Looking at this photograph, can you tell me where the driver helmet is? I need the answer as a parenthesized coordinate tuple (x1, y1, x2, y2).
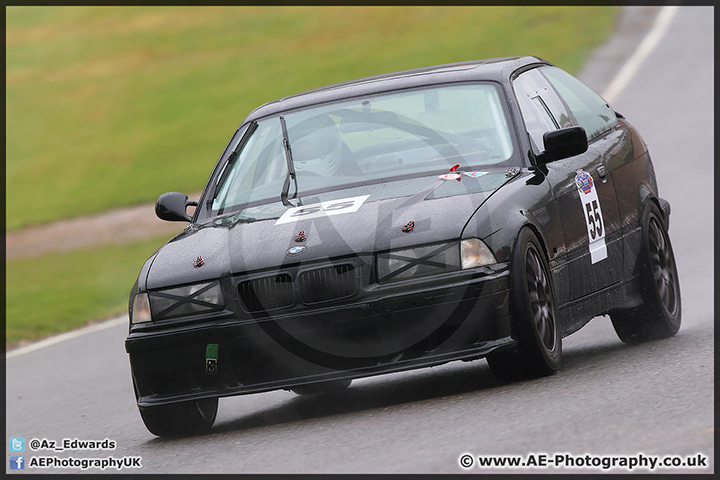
(290, 114, 343, 176)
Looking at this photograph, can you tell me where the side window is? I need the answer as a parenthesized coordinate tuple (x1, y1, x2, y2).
(212, 119, 286, 211)
(540, 66, 618, 142)
(513, 68, 574, 154)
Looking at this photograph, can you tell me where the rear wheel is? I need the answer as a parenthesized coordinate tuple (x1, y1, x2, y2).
(610, 202, 681, 343)
(487, 228, 561, 380)
(290, 379, 351, 396)
(138, 398, 218, 437)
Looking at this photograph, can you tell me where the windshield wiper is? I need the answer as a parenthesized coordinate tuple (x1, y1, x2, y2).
(279, 115, 301, 207)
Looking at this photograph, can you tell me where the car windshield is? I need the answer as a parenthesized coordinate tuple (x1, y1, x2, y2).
(211, 83, 516, 216)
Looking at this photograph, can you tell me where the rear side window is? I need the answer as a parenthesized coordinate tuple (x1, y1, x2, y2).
(512, 68, 573, 154)
(540, 66, 618, 141)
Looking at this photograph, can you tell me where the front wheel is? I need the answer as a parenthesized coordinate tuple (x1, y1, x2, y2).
(610, 202, 681, 343)
(138, 398, 218, 437)
(487, 228, 561, 381)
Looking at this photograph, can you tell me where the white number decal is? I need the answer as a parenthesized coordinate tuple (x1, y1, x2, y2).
(575, 169, 607, 264)
(275, 195, 370, 225)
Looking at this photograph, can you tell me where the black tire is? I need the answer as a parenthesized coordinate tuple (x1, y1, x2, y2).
(139, 398, 218, 437)
(610, 202, 681, 343)
(487, 228, 561, 381)
(291, 379, 351, 396)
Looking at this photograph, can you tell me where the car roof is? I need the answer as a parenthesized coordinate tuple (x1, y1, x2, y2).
(244, 55, 550, 121)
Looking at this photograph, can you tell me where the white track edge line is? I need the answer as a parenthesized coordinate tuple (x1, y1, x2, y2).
(602, 5, 679, 104)
(6, 315, 127, 359)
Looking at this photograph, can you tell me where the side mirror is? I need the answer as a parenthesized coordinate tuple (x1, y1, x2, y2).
(540, 126, 588, 163)
(155, 192, 197, 222)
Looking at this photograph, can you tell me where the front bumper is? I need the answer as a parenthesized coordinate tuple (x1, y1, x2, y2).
(126, 263, 512, 407)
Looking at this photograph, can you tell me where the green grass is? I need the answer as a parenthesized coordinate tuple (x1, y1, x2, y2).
(5, 234, 175, 346)
(6, 6, 618, 231)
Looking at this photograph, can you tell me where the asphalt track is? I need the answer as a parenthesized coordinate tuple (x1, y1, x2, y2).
(5, 6, 714, 474)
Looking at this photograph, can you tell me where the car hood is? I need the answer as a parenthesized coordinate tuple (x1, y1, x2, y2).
(145, 171, 512, 289)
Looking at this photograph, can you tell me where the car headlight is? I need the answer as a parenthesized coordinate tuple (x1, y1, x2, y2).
(147, 281, 224, 321)
(460, 238, 497, 269)
(377, 242, 461, 282)
(131, 293, 152, 324)
(376, 239, 497, 283)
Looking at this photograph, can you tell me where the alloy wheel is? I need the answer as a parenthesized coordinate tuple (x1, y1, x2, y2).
(648, 216, 678, 317)
(526, 245, 556, 352)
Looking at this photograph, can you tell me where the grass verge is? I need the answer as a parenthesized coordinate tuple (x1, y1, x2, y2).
(5, 234, 174, 348)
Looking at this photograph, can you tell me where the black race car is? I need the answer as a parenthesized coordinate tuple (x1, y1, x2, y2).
(126, 56, 681, 436)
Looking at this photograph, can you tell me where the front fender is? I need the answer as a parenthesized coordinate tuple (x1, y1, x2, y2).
(461, 169, 562, 266)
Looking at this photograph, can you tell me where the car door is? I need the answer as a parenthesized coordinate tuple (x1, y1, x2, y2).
(540, 66, 647, 284)
(512, 66, 623, 304)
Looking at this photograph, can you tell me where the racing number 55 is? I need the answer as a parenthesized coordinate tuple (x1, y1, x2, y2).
(290, 200, 356, 218)
(275, 195, 371, 225)
(585, 199, 602, 240)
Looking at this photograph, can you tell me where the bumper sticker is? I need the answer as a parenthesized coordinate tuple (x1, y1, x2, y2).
(575, 169, 607, 263)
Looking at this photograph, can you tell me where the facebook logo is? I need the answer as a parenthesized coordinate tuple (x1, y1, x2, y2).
(9, 455, 24, 470)
(10, 437, 24, 452)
